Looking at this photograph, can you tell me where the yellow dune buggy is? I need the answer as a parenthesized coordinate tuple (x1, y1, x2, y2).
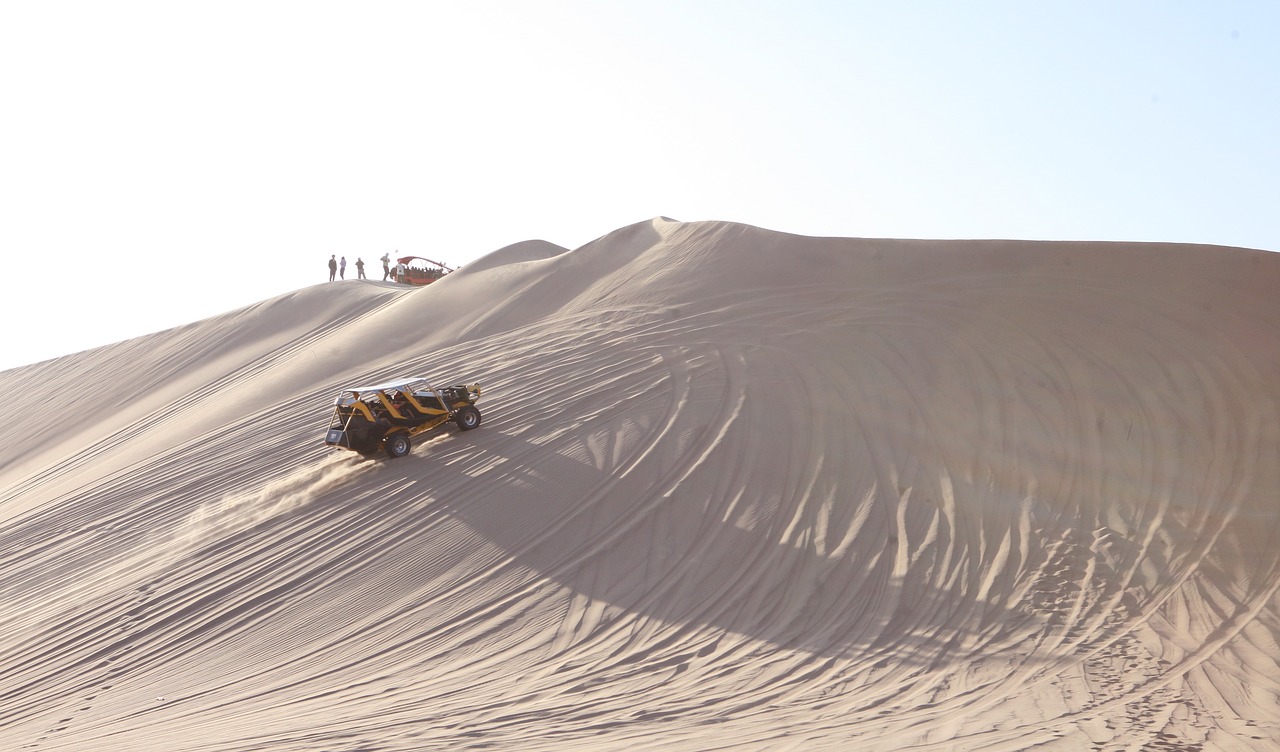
(324, 378, 482, 458)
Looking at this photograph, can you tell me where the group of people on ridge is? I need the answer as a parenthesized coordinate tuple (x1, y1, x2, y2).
(328, 253, 397, 282)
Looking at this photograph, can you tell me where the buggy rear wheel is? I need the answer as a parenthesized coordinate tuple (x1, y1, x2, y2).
(454, 405, 481, 431)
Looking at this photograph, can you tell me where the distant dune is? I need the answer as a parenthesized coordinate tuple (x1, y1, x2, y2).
(2, 218, 1278, 751)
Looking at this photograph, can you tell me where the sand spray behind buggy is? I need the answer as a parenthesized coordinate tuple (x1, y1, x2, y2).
(176, 454, 369, 552)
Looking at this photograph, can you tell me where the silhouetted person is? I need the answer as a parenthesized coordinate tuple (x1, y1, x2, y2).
(339, 256, 347, 280)
(355, 258, 366, 279)
(381, 252, 392, 281)
(328, 255, 337, 282)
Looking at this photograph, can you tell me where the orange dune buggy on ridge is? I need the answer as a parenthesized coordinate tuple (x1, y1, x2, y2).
(324, 378, 482, 458)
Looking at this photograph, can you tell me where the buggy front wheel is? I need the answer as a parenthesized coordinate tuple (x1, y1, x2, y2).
(384, 433, 412, 458)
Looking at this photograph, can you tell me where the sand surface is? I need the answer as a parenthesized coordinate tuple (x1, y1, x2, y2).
(2, 218, 1278, 750)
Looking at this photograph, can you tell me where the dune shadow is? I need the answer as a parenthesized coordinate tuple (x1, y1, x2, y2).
(401, 427, 1058, 672)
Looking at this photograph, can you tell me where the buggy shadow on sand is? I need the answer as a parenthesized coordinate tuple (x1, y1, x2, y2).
(324, 378, 482, 458)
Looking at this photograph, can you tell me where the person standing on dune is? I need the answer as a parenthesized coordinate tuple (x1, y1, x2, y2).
(339, 256, 347, 280)
(355, 257, 366, 279)
(328, 254, 337, 282)
(381, 252, 392, 281)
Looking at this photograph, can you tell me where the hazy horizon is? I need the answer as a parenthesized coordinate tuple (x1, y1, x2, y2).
(3, 2, 1277, 371)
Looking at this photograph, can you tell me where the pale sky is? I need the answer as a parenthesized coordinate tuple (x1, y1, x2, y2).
(2, 2, 1277, 372)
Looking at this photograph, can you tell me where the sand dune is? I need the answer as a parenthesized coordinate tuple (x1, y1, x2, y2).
(2, 218, 1278, 750)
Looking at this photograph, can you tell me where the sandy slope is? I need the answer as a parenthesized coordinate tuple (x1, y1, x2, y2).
(2, 218, 1278, 751)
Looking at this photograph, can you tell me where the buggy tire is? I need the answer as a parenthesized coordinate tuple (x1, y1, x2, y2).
(454, 405, 482, 431)
(384, 433, 412, 458)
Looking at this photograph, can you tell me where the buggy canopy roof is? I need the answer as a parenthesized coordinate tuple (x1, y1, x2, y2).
(338, 378, 437, 396)
(397, 256, 454, 272)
